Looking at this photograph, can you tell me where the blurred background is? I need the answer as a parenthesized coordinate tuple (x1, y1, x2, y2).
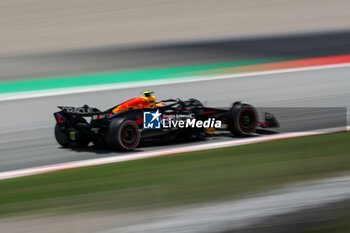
(1, 0, 350, 80)
(0, 0, 349, 56)
(1, 0, 350, 233)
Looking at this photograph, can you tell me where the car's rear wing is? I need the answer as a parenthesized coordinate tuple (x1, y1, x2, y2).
(57, 105, 102, 116)
(54, 105, 112, 124)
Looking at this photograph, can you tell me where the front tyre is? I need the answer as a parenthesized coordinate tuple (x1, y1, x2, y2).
(106, 119, 140, 150)
(227, 103, 257, 136)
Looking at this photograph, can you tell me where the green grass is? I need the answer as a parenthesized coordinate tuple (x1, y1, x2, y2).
(1, 132, 350, 217)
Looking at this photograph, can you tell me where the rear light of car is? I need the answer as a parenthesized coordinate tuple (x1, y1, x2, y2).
(55, 113, 68, 123)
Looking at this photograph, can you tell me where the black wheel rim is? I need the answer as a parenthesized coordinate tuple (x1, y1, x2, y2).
(121, 124, 138, 146)
(239, 108, 256, 132)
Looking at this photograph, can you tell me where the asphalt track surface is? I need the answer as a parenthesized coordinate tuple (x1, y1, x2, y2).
(0, 65, 349, 172)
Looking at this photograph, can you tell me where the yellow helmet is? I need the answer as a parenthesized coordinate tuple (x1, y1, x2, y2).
(141, 91, 156, 102)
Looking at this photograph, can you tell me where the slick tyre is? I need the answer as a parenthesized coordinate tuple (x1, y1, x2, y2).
(55, 124, 90, 148)
(106, 119, 140, 150)
(227, 103, 257, 136)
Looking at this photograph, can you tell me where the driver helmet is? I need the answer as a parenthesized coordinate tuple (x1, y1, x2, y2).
(141, 90, 156, 103)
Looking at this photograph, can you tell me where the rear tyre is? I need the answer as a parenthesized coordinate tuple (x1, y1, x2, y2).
(227, 103, 257, 136)
(55, 124, 90, 148)
(106, 119, 140, 150)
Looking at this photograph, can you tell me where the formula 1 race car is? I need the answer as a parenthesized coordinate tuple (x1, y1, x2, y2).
(54, 93, 279, 150)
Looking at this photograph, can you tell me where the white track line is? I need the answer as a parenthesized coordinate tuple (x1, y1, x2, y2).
(0, 126, 348, 181)
(1, 63, 350, 102)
